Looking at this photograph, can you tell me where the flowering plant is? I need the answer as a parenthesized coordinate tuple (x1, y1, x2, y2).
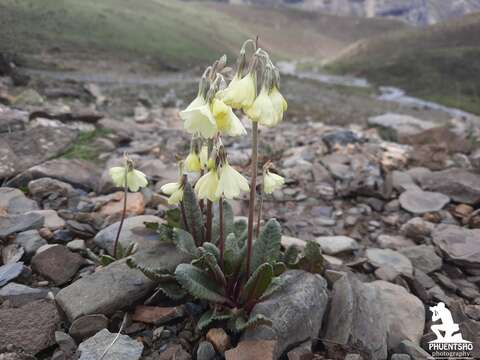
(123, 39, 323, 332)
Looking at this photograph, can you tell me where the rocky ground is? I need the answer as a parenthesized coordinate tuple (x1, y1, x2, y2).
(1, 63, 480, 360)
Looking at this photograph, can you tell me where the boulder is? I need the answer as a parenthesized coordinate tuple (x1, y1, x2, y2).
(432, 225, 480, 268)
(366, 248, 413, 276)
(420, 168, 480, 205)
(368, 113, 437, 140)
(8, 158, 99, 191)
(14, 230, 47, 259)
(367, 281, 425, 350)
(243, 270, 328, 358)
(76, 329, 143, 360)
(0, 213, 44, 238)
(0, 300, 60, 355)
(323, 272, 388, 360)
(399, 245, 442, 273)
(399, 189, 449, 214)
(0, 282, 50, 307)
(315, 236, 359, 255)
(0, 187, 38, 214)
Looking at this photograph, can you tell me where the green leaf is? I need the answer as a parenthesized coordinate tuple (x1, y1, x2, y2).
(165, 208, 182, 229)
(156, 279, 187, 300)
(202, 242, 220, 260)
(223, 233, 243, 277)
(99, 254, 116, 266)
(203, 252, 226, 287)
(115, 242, 124, 259)
(144, 221, 160, 231)
(231, 314, 272, 333)
(175, 264, 227, 303)
(272, 261, 286, 276)
(283, 245, 300, 266)
(158, 224, 175, 242)
(296, 241, 325, 274)
(250, 218, 282, 274)
(124, 242, 138, 257)
(197, 308, 233, 331)
(260, 276, 284, 299)
(174, 228, 199, 257)
(234, 218, 248, 246)
(241, 263, 273, 304)
(182, 182, 204, 244)
(212, 200, 234, 244)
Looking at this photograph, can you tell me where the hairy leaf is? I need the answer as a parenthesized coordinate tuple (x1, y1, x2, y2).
(165, 208, 182, 229)
(283, 245, 300, 266)
(223, 233, 243, 277)
(272, 261, 287, 276)
(156, 279, 187, 300)
(99, 254, 116, 266)
(231, 314, 272, 333)
(175, 264, 227, 303)
(197, 308, 233, 331)
(202, 242, 220, 260)
(250, 218, 282, 273)
(174, 228, 199, 257)
(260, 276, 284, 299)
(182, 182, 204, 244)
(296, 240, 325, 274)
(241, 263, 273, 304)
(212, 200, 234, 244)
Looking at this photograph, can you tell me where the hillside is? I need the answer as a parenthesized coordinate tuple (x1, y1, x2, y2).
(329, 13, 480, 114)
(233, 0, 480, 26)
(0, 0, 404, 69)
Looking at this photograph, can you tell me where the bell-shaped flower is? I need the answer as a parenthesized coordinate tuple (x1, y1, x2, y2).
(185, 152, 201, 173)
(245, 87, 276, 127)
(160, 182, 184, 205)
(199, 145, 209, 170)
(263, 170, 284, 194)
(212, 98, 247, 137)
(195, 169, 220, 202)
(215, 162, 250, 199)
(109, 166, 148, 192)
(219, 72, 256, 110)
(180, 96, 218, 139)
(269, 86, 288, 125)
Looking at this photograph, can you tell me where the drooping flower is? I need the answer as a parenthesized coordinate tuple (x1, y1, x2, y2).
(185, 151, 201, 173)
(269, 86, 288, 125)
(216, 161, 250, 199)
(212, 98, 246, 137)
(199, 144, 209, 170)
(263, 169, 284, 194)
(245, 87, 276, 127)
(180, 96, 218, 138)
(219, 72, 256, 110)
(160, 182, 184, 205)
(195, 168, 220, 202)
(109, 162, 148, 192)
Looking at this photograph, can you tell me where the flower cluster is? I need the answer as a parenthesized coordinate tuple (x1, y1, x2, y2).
(162, 40, 287, 205)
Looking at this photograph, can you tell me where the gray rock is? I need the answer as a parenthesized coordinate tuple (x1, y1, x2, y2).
(400, 245, 442, 273)
(400, 218, 435, 242)
(315, 236, 359, 255)
(0, 213, 44, 238)
(76, 329, 143, 360)
(31, 245, 85, 285)
(69, 314, 109, 342)
(392, 171, 420, 193)
(2, 243, 24, 264)
(399, 189, 450, 214)
(366, 248, 413, 276)
(0, 187, 38, 214)
(432, 225, 480, 268)
(55, 331, 76, 356)
(28, 177, 76, 210)
(0, 262, 25, 287)
(420, 168, 480, 205)
(0, 107, 29, 133)
(367, 281, 425, 350)
(368, 113, 437, 140)
(321, 129, 361, 149)
(25, 209, 65, 230)
(197, 341, 216, 360)
(8, 159, 99, 192)
(0, 299, 60, 355)
(377, 234, 415, 250)
(0, 126, 77, 179)
(391, 355, 411, 360)
(324, 272, 388, 360)
(67, 239, 86, 252)
(0, 282, 50, 307)
(243, 270, 328, 358)
(14, 230, 47, 259)
(55, 260, 156, 321)
(398, 340, 431, 360)
(94, 215, 164, 255)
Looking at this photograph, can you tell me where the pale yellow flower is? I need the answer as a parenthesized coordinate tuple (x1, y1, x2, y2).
(263, 170, 284, 194)
(215, 162, 249, 199)
(199, 145, 209, 170)
(269, 86, 288, 125)
(219, 73, 256, 110)
(195, 169, 220, 202)
(212, 98, 246, 137)
(180, 96, 218, 139)
(185, 152, 201, 173)
(161, 182, 184, 205)
(245, 87, 276, 127)
(109, 166, 148, 192)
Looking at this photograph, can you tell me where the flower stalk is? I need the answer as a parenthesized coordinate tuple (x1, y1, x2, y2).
(246, 121, 259, 276)
(219, 197, 225, 270)
(113, 170, 128, 258)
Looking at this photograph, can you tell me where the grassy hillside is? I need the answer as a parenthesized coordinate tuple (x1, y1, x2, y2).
(0, 0, 404, 69)
(329, 13, 480, 114)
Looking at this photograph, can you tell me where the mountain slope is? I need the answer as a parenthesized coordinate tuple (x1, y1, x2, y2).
(0, 0, 404, 68)
(235, 0, 480, 26)
(329, 13, 480, 114)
